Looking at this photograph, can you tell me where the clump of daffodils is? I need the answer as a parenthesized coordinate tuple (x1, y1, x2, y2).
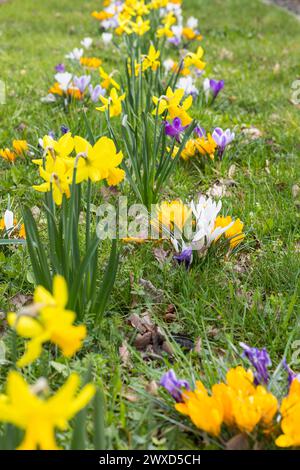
(32, 131, 125, 205)
(160, 344, 300, 448)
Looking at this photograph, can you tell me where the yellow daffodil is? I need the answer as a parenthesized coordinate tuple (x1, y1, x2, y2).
(0, 148, 16, 163)
(80, 57, 102, 69)
(276, 379, 300, 447)
(127, 58, 141, 77)
(12, 139, 28, 155)
(131, 16, 150, 36)
(142, 44, 160, 72)
(0, 371, 95, 450)
(152, 87, 193, 126)
(184, 47, 206, 71)
(41, 132, 75, 159)
(195, 134, 217, 160)
(73, 135, 125, 185)
(7, 275, 86, 367)
(215, 215, 245, 248)
(33, 158, 71, 205)
(99, 67, 120, 90)
(97, 87, 126, 118)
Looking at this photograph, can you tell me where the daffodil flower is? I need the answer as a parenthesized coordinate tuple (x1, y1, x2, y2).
(153, 87, 193, 127)
(0, 371, 95, 450)
(184, 46, 206, 71)
(142, 44, 160, 72)
(99, 67, 120, 90)
(8, 275, 86, 367)
(97, 87, 126, 118)
(73, 135, 125, 185)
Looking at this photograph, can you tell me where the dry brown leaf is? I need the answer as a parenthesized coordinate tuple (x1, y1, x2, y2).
(241, 125, 263, 141)
(228, 164, 236, 179)
(139, 278, 164, 303)
(226, 433, 250, 450)
(119, 342, 131, 367)
(146, 380, 159, 396)
(194, 337, 202, 354)
(10, 293, 32, 309)
(292, 184, 300, 199)
(153, 247, 169, 265)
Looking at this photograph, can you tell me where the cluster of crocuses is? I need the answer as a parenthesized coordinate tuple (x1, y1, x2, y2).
(0, 139, 29, 163)
(161, 343, 300, 448)
(0, 275, 95, 450)
(42, 36, 111, 104)
(32, 131, 125, 205)
(153, 195, 245, 268)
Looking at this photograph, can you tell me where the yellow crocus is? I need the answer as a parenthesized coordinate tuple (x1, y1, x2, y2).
(195, 134, 217, 160)
(0, 371, 95, 450)
(73, 135, 125, 185)
(0, 148, 16, 163)
(12, 139, 28, 155)
(8, 275, 86, 367)
(80, 57, 102, 69)
(152, 87, 193, 126)
(142, 44, 160, 72)
(99, 66, 120, 90)
(97, 87, 126, 118)
(175, 381, 224, 437)
(276, 379, 300, 448)
(215, 215, 245, 248)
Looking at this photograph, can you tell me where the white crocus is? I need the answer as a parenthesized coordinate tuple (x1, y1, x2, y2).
(65, 48, 84, 61)
(191, 196, 233, 250)
(163, 58, 175, 73)
(102, 32, 113, 45)
(81, 37, 93, 49)
(4, 210, 14, 231)
(187, 16, 198, 30)
(203, 77, 211, 102)
(177, 76, 198, 96)
(54, 72, 73, 92)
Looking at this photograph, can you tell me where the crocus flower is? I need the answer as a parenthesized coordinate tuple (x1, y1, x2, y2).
(210, 79, 224, 97)
(164, 117, 187, 142)
(80, 37, 93, 49)
(177, 77, 199, 97)
(194, 126, 206, 138)
(174, 247, 193, 269)
(61, 125, 69, 135)
(240, 342, 272, 385)
(160, 369, 190, 402)
(73, 75, 91, 94)
(55, 63, 65, 73)
(212, 127, 235, 156)
(65, 48, 84, 61)
(54, 72, 72, 92)
(4, 210, 14, 231)
(88, 84, 106, 103)
(102, 32, 113, 45)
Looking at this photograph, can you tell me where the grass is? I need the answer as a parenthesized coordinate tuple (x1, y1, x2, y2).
(0, 0, 300, 450)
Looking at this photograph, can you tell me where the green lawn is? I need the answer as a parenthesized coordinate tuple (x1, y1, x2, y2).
(0, 0, 300, 450)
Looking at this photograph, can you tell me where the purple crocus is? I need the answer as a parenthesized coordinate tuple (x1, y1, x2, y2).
(282, 359, 300, 388)
(55, 63, 65, 73)
(160, 369, 190, 402)
(194, 126, 206, 138)
(73, 75, 91, 94)
(174, 247, 193, 269)
(88, 84, 106, 103)
(209, 79, 224, 100)
(240, 342, 272, 385)
(212, 127, 235, 156)
(164, 118, 187, 142)
(61, 125, 69, 135)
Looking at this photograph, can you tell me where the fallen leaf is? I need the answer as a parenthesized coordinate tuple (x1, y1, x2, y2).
(226, 433, 250, 450)
(241, 125, 263, 141)
(10, 293, 33, 310)
(139, 278, 164, 303)
(153, 247, 169, 265)
(194, 337, 202, 354)
(165, 304, 176, 322)
(119, 342, 131, 367)
(146, 380, 159, 396)
(228, 164, 236, 179)
(134, 332, 152, 350)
